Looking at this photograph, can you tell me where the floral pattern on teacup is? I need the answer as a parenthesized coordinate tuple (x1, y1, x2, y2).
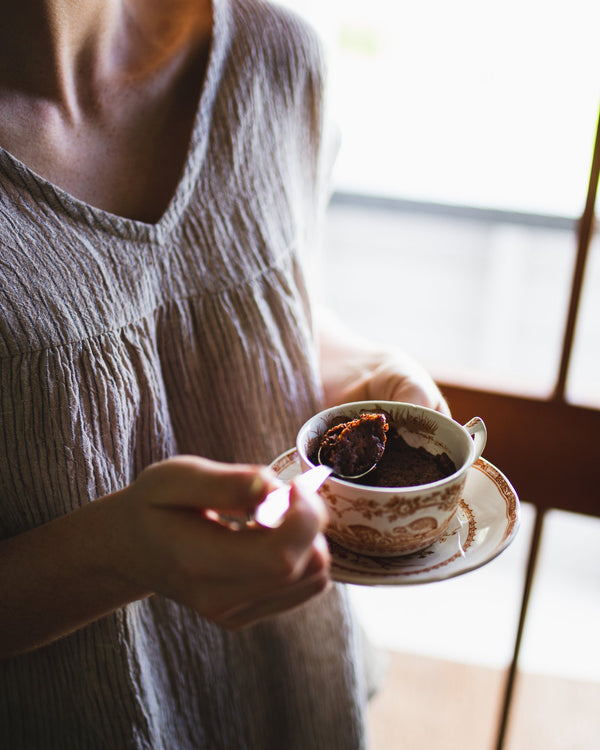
(327, 513, 453, 556)
(327, 499, 476, 565)
(319, 478, 466, 524)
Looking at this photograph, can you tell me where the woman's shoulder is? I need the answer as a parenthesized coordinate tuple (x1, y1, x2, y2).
(228, 0, 327, 79)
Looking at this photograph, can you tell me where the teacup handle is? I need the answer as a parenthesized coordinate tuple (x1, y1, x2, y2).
(463, 417, 487, 463)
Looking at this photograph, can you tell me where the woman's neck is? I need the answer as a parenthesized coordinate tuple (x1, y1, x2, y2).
(0, 0, 212, 119)
(0, 1, 120, 110)
(0, 0, 214, 221)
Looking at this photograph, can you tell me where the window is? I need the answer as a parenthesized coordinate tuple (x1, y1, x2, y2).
(275, 4, 600, 746)
(280, 0, 600, 403)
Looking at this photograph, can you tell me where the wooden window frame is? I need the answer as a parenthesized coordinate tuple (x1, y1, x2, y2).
(438, 106, 600, 749)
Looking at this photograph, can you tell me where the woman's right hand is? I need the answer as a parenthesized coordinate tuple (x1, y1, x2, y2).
(0, 454, 330, 659)
(118, 455, 331, 629)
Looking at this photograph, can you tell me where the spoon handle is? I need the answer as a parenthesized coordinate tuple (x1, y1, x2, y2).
(254, 465, 332, 528)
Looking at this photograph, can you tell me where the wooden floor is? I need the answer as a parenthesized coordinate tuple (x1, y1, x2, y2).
(366, 650, 600, 750)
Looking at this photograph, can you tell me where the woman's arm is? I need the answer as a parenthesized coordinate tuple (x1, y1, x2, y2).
(0, 456, 330, 659)
(0, 489, 147, 658)
(317, 307, 450, 414)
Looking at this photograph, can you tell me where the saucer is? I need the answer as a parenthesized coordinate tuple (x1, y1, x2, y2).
(269, 449, 520, 586)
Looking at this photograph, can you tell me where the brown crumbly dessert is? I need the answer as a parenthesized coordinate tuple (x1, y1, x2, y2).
(358, 432, 456, 487)
(311, 410, 456, 487)
(317, 412, 389, 477)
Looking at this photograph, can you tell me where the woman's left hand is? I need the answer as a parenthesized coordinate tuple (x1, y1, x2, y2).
(338, 353, 451, 416)
(317, 308, 450, 416)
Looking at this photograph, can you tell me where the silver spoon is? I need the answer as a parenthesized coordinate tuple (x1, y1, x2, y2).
(316, 444, 379, 480)
(215, 414, 386, 530)
(315, 413, 388, 481)
(253, 451, 381, 529)
(253, 464, 333, 528)
(210, 465, 333, 531)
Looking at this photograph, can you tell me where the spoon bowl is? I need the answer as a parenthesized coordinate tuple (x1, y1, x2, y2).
(315, 411, 388, 480)
(316, 445, 378, 480)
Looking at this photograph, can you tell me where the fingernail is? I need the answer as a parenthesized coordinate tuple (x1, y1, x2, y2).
(249, 468, 273, 500)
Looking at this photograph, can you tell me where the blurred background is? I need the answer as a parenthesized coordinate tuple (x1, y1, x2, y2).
(278, 1, 600, 748)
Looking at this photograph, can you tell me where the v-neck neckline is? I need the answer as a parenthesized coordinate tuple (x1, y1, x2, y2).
(0, 0, 229, 244)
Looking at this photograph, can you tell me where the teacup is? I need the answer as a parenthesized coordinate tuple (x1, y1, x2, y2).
(296, 401, 487, 557)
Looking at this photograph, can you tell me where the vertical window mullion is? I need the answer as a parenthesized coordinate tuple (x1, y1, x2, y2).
(554, 104, 600, 401)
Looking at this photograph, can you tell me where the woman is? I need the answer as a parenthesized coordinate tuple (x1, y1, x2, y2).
(0, 0, 448, 747)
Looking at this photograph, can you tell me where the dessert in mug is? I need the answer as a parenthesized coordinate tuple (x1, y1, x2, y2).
(317, 412, 389, 477)
(313, 411, 456, 487)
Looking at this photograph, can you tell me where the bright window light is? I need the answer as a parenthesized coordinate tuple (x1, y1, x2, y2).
(281, 0, 599, 218)
(277, 0, 599, 403)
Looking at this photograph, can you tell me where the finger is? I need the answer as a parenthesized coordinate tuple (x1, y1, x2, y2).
(437, 398, 451, 417)
(141, 456, 276, 512)
(134, 461, 331, 607)
(285, 482, 329, 532)
(221, 487, 328, 589)
(256, 483, 328, 576)
(390, 380, 448, 414)
(218, 579, 331, 630)
(208, 500, 329, 606)
(290, 475, 330, 527)
(216, 553, 332, 630)
(148, 493, 328, 599)
(171, 528, 330, 621)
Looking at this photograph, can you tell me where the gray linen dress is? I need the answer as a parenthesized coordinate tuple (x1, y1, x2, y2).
(0, 1, 368, 747)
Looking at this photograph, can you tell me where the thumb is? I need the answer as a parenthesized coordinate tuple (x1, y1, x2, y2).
(136, 455, 274, 513)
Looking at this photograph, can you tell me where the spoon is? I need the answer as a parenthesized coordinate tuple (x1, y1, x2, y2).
(316, 444, 379, 480)
(316, 412, 388, 480)
(250, 441, 383, 529)
(254, 451, 380, 529)
(209, 465, 333, 531)
(253, 464, 333, 528)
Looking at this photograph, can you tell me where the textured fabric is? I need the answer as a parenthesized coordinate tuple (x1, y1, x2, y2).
(0, 1, 367, 748)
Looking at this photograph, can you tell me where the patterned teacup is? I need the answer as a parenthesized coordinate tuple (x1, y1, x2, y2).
(296, 401, 487, 557)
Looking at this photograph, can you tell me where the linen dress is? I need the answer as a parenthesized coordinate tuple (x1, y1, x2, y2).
(0, 1, 368, 747)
